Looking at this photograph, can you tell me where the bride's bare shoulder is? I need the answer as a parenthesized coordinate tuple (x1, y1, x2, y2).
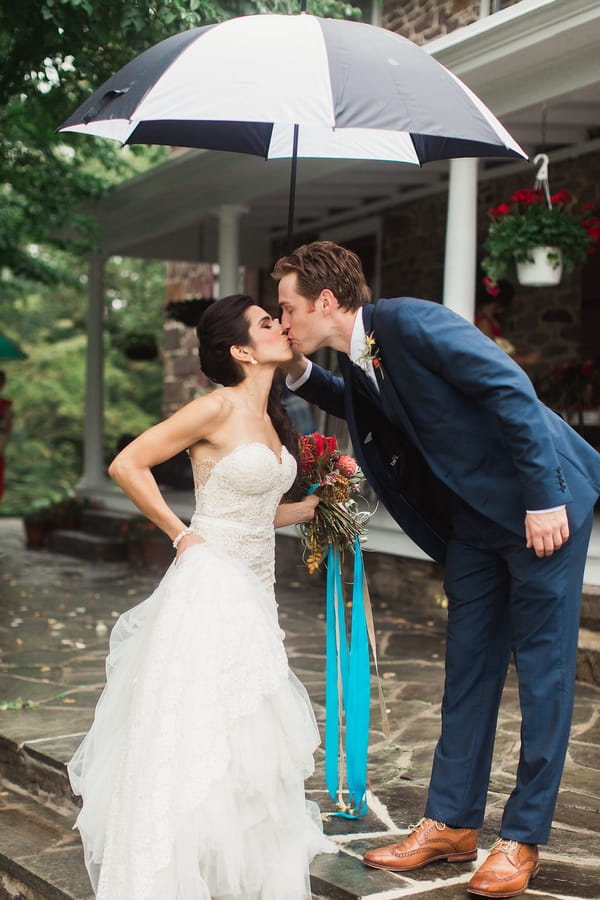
(183, 386, 237, 430)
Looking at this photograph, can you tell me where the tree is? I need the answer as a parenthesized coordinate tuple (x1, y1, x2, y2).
(0, 253, 168, 515)
(0, 0, 360, 514)
(0, 0, 359, 290)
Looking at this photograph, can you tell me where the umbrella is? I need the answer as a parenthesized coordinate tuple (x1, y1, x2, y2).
(58, 12, 526, 249)
(0, 334, 27, 361)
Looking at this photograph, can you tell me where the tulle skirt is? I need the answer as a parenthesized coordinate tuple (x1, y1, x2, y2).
(68, 543, 337, 899)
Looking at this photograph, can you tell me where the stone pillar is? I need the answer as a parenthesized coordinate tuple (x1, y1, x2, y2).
(442, 158, 478, 321)
(78, 253, 109, 491)
(217, 204, 248, 297)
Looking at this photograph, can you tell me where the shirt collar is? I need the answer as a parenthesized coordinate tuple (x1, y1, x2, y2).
(349, 309, 367, 364)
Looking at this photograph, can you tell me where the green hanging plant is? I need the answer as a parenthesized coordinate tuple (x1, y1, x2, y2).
(481, 189, 600, 283)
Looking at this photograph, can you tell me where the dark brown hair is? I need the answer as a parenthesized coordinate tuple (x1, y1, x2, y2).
(197, 295, 302, 494)
(271, 240, 371, 311)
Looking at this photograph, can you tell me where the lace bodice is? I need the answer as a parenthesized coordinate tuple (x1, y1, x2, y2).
(189, 443, 296, 592)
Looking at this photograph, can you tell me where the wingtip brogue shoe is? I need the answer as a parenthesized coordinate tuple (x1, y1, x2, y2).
(363, 817, 478, 872)
(467, 839, 540, 897)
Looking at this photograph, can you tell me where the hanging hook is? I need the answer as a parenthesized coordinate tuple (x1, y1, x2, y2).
(533, 152, 552, 209)
(533, 153, 549, 183)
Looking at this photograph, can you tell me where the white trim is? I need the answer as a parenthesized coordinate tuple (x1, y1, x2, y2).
(276, 138, 600, 239)
(425, 0, 600, 118)
(425, 0, 600, 60)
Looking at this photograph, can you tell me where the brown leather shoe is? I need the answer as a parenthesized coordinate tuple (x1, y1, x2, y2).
(363, 817, 478, 872)
(467, 839, 540, 897)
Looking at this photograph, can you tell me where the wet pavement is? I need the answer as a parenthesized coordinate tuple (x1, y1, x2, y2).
(1, 516, 599, 900)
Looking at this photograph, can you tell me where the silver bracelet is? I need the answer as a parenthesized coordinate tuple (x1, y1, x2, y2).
(172, 526, 193, 549)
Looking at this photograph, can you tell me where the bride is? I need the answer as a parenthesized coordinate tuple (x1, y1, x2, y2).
(68, 294, 337, 899)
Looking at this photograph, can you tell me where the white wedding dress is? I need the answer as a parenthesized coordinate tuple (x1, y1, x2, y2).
(69, 443, 336, 900)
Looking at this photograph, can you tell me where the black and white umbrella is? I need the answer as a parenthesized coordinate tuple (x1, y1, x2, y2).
(58, 12, 526, 246)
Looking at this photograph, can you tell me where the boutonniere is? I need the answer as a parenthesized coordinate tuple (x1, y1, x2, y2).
(357, 331, 384, 378)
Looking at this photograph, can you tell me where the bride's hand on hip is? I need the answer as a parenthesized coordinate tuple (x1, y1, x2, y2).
(176, 533, 205, 561)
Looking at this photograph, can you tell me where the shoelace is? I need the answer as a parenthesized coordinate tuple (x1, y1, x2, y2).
(414, 817, 447, 832)
(492, 838, 519, 853)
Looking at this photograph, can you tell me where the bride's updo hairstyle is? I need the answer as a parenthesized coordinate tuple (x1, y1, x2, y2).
(197, 293, 254, 386)
(197, 294, 303, 497)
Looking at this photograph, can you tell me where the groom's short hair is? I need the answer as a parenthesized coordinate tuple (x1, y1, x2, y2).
(271, 241, 371, 311)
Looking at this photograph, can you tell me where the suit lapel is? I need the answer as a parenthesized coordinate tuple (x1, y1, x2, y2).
(367, 304, 425, 452)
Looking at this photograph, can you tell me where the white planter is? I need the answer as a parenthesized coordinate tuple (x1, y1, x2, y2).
(515, 246, 563, 287)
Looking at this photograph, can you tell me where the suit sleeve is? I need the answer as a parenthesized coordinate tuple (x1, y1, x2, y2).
(294, 361, 347, 421)
(378, 300, 569, 511)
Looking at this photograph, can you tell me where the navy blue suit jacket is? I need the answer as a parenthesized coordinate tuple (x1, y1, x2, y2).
(296, 298, 600, 564)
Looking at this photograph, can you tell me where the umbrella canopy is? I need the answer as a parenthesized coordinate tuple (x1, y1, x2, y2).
(59, 13, 525, 165)
(0, 334, 27, 361)
(59, 13, 526, 249)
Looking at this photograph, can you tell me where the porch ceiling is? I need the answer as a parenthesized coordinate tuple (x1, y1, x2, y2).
(83, 0, 600, 266)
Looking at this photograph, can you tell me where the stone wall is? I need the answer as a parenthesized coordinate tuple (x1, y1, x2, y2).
(382, 0, 521, 44)
(163, 261, 214, 417)
(476, 153, 600, 379)
(162, 262, 264, 416)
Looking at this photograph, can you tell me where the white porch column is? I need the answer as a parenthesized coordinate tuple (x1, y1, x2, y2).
(217, 204, 248, 297)
(77, 253, 109, 492)
(442, 158, 478, 321)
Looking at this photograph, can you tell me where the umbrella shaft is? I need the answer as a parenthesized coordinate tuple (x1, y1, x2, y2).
(287, 124, 300, 254)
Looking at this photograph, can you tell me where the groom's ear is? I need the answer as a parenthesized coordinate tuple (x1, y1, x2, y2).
(319, 289, 337, 312)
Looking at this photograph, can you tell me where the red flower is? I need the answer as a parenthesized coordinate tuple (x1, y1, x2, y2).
(297, 432, 366, 572)
(488, 202, 511, 218)
(550, 189, 571, 207)
(510, 188, 544, 206)
(482, 276, 501, 297)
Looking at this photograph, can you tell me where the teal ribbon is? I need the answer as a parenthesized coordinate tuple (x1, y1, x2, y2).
(325, 535, 370, 818)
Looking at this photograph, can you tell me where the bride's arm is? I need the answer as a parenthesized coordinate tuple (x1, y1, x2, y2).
(108, 392, 227, 548)
(274, 494, 319, 529)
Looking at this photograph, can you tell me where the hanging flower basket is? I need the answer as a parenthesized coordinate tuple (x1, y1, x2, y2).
(514, 246, 563, 287)
(481, 189, 599, 287)
(121, 332, 159, 361)
(165, 298, 215, 327)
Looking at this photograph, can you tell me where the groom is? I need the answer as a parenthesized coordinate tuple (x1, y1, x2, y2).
(272, 241, 600, 898)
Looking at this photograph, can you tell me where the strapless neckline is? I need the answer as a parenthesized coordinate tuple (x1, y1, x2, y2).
(190, 442, 290, 473)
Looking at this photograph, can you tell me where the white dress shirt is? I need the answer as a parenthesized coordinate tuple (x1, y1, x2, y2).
(286, 311, 379, 390)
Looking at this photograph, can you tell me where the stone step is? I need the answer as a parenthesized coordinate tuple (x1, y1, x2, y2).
(0, 732, 79, 815)
(0, 771, 355, 900)
(580, 585, 600, 631)
(80, 507, 131, 540)
(0, 738, 378, 900)
(576, 627, 600, 685)
(48, 529, 128, 564)
(0, 787, 92, 900)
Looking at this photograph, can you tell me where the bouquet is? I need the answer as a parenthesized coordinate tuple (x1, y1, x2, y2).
(297, 432, 368, 573)
(298, 433, 385, 819)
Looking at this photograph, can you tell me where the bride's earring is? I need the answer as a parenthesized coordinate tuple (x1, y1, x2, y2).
(249, 357, 258, 366)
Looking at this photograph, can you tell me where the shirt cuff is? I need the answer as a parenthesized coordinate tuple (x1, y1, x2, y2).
(286, 360, 313, 391)
(525, 505, 566, 514)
